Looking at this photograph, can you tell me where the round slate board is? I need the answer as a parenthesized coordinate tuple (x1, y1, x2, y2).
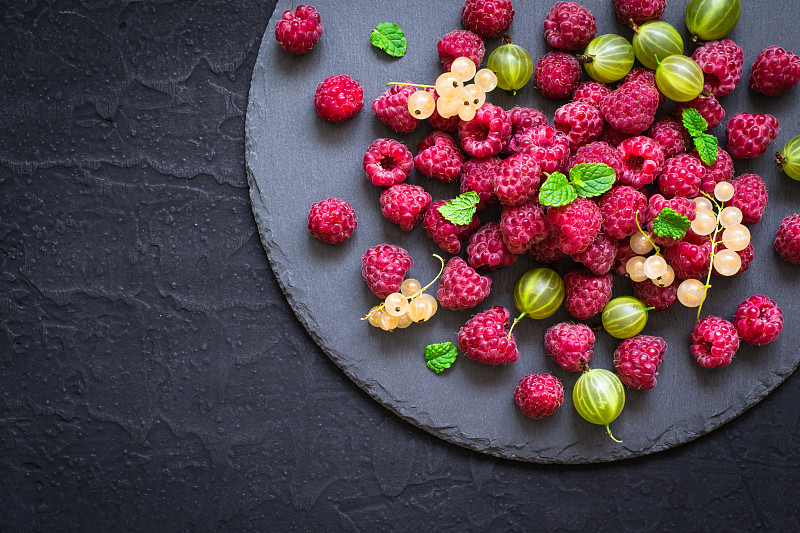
(246, 0, 800, 463)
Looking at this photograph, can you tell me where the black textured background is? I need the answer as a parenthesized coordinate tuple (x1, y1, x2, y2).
(1, 1, 799, 531)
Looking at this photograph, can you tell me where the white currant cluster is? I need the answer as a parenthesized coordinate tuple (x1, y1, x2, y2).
(366, 278, 439, 331)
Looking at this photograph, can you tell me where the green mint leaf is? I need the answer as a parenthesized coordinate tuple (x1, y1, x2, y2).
(652, 207, 690, 240)
(681, 107, 708, 137)
(425, 342, 457, 374)
(538, 172, 577, 207)
(438, 191, 479, 226)
(694, 133, 719, 166)
(569, 162, 616, 198)
(370, 23, 407, 58)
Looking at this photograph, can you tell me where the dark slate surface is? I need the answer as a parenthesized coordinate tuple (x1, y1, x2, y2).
(0, 0, 799, 530)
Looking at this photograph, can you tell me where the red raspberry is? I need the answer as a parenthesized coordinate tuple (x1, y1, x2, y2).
(544, 2, 597, 51)
(461, 0, 515, 38)
(533, 52, 582, 99)
(599, 186, 648, 239)
(734, 295, 784, 346)
(613, 0, 666, 25)
(614, 335, 667, 391)
(503, 107, 548, 154)
(500, 201, 548, 254)
(544, 322, 595, 372)
(697, 147, 734, 194)
(371, 83, 418, 133)
(517, 125, 571, 174)
(437, 30, 485, 72)
(425, 89, 461, 132)
(749, 46, 800, 96)
(774, 213, 800, 264)
(727, 173, 768, 224)
(598, 124, 631, 147)
(600, 82, 659, 135)
(436, 257, 492, 311)
(553, 100, 604, 149)
(467, 222, 518, 270)
(307, 198, 357, 244)
(458, 306, 519, 365)
(632, 279, 677, 311)
(614, 237, 637, 276)
(658, 154, 705, 198)
(690, 316, 740, 369)
(379, 183, 431, 231)
(528, 229, 565, 264)
(414, 131, 464, 183)
(548, 197, 602, 255)
(460, 156, 502, 211)
(675, 89, 726, 129)
(622, 68, 665, 107)
(495, 152, 542, 206)
(648, 117, 690, 159)
(725, 113, 780, 159)
(274, 5, 323, 54)
(692, 40, 744, 97)
(363, 138, 413, 187)
(663, 231, 711, 280)
(572, 81, 611, 107)
(313, 75, 363, 122)
(571, 232, 617, 275)
(563, 269, 612, 320)
(423, 199, 479, 255)
(361, 244, 413, 299)
(458, 103, 511, 158)
(568, 141, 624, 180)
(712, 242, 753, 276)
(646, 194, 696, 247)
(617, 135, 665, 188)
(514, 374, 564, 419)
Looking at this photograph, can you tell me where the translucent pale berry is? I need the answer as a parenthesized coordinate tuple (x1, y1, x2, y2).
(722, 224, 750, 251)
(400, 278, 422, 297)
(451, 56, 477, 82)
(407, 90, 435, 120)
(626, 256, 648, 282)
(396, 313, 413, 329)
(420, 293, 438, 321)
(630, 231, 654, 254)
(463, 84, 486, 108)
(694, 196, 713, 212)
(714, 181, 734, 202)
(436, 96, 461, 118)
(379, 312, 400, 331)
(475, 68, 498, 91)
(384, 292, 410, 316)
(677, 279, 705, 307)
(644, 255, 669, 279)
(436, 73, 463, 99)
(458, 104, 477, 121)
(654, 265, 675, 287)
(719, 206, 743, 228)
(714, 249, 742, 276)
(408, 294, 437, 323)
(691, 208, 717, 236)
(368, 306, 383, 327)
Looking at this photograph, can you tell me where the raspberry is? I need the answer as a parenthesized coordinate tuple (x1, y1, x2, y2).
(568, 141, 624, 180)
(514, 374, 564, 419)
(613, 0, 666, 25)
(572, 81, 611, 107)
(617, 135, 665, 188)
(599, 186, 648, 239)
(458, 306, 519, 365)
(529, 229, 565, 264)
(713, 242, 753, 276)
(774, 213, 800, 264)
(663, 231, 711, 280)
(503, 107, 548, 154)
(371, 83, 418, 133)
(563, 269, 613, 320)
(500, 201, 548, 254)
(313, 75, 364, 122)
(361, 244, 413, 299)
(274, 5, 323, 54)
(553, 100, 604, 149)
(467, 222, 518, 270)
(517, 125, 571, 174)
(622, 68, 665, 107)
(437, 30, 486, 72)
(734, 295, 784, 346)
(692, 40, 744, 97)
(749, 46, 800, 96)
(600, 82, 659, 135)
(495, 152, 542, 206)
(307, 198, 357, 244)
(533, 52, 582, 99)
(426, 89, 461, 132)
(423, 199, 479, 255)
(414, 131, 464, 183)
(674, 89, 726, 129)
(548, 197, 602, 255)
(544, 2, 597, 51)
(571, 232, 617, 275)
(461, 0, 515, 38)
(436, 257, 492, 311)
(648, 117, 690, 159)
(614, 236, 637, 276)
(363, 138, 413, 187)
(614, 335, 667, 391)
(727, 173, 768, 224)
(544, 322, 595, 372)
(379, 183, 431, 231)
(458, 103, 511, 158)
(646, 194, 696, 246)
(697, 147, 734, 194)
(598, 124, 631, 147)
(632, 279, 677, 311)
(690, 316, 740, 369)
(725, 113, 780, 159)
(658, 154, 705, 198)
(460, 156, 502, 210)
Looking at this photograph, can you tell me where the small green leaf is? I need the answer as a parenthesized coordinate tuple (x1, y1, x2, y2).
(370, 23, 407, 58)
(652, 207, 690, 240)
(569, 162, 616, 198)
(425, 342, 457, 374)
(694, 133, 719, 166)
(538, 172, 577, 207)
(438, 191, 479, 226)
(681, 107, 708, 137)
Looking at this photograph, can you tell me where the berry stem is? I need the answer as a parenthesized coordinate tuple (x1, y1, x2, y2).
(386, 81, 435, 89)
(361, 254, 445, 322)
(696, 193, 724, 321)
(575, 54, 595, 64)
(507, 311, 527, 339)
(606, 424, 623, 443)
(634, 213, 661, 256)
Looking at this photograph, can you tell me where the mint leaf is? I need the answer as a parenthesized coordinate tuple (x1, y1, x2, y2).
(681, 107, 708, 137)
(538, 172, 577, 207)
(652, 207, 690, 240)
(425, 342, 457, 374)
(694, 133, 719, 166)
(569, 162, 616, 198)
(370, 23, 407, 58)
(438, 191, 479, 226)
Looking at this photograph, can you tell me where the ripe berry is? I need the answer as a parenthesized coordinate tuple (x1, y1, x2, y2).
(361, 244, 413, 299)
(572, 232, 618, 275)
(414, 131, 464, 183)
(529, 229, 565, 264)
(648, 117, 690, 159)
(313, 75, 364, 122)
(572, 81, 611, 107)
(363, 138, 413, 187)
(690, 316, 739, 369)
(533, 52, 582, 99)
(658, 154, 705, 198)
(461, 0, 515, 38)
(544, 2, 597, 51)
(426, 89, 461, 132)
(503, 107, 549, 154)
(614, 0, 666, 25)
(599, 186, 648, 239)
(563, 269, 613, 320)
(467, 222, 518, 270)
(697, 147, 734, 194)
(437, 30, 486, 72)
(372, 83, 419, 133)
(749, 46, 800, 96)
(436, 257, 492, 311)
(734, 295, 784, 346)
(727, 173, 767, 224)
(622, 68, 665, 107)
(553, 100, 604, 149)
(460, 156, 502, 211)
(600, 82, 659, 135)
(663, 231, 711, 280)
(274, 5, 323, 54)
(646, 194, 696, 246)
(379, 183, 431, 231)
(617, 135, 665, 188)
(517, 125, 571, 174)
(632, 279, 678, 311)
(458, 306, 519, 365)
(544, 322, 595, 372)
(691, 40, 744, 97)
(458, 103, 512, 158)
(725, 113, 780, 160)
(423, 199, 479, 255)
(501, 201, 548, 254)
(495, 152, 542, 206)
(568, 141, 624, 180)
(514, 374, 564, 419)
(307, 198, 357, 244)
(774, 213, 800, 264)
(614, 335, 667, 390)
(674, 89, 726, 129)
(547, 197, 602, 255)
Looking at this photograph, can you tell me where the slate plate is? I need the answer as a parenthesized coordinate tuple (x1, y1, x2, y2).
(246, 0, 800, 463)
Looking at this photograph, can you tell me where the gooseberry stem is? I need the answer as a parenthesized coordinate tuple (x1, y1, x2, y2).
(606, 424, 623, 443)
(386, 82, 435, 89)
(507, 311, 527, 339)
